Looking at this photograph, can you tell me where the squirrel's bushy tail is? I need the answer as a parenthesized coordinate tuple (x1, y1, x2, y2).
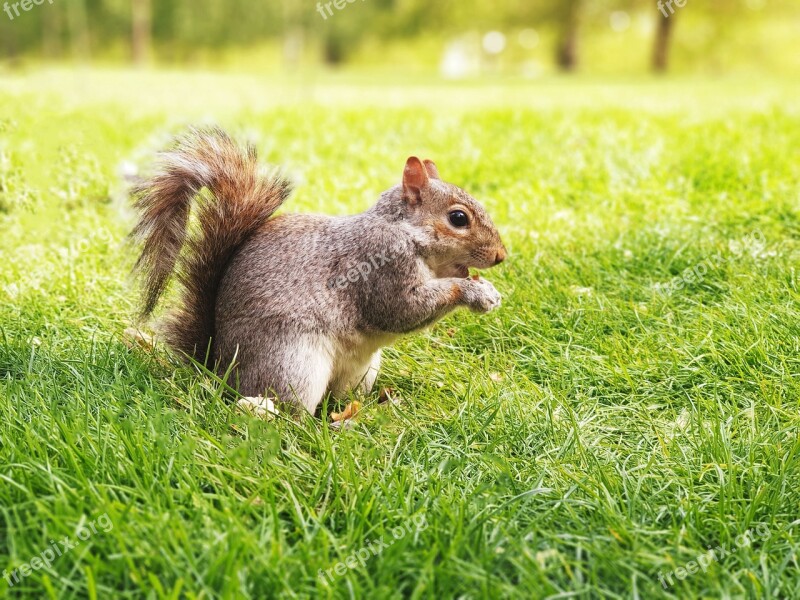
(131, 127, 292, 362)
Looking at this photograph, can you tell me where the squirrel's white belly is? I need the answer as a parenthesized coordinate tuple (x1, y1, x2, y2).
(326, 332, 399, 397)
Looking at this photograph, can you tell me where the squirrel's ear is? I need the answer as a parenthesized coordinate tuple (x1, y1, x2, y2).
(403, 156, 429, 205)
(423, 159, 440, 180)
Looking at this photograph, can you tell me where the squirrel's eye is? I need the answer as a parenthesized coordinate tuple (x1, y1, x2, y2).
(448, 210, 469, 228)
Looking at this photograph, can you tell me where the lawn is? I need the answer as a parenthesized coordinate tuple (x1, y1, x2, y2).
(1, 70, 799, 599)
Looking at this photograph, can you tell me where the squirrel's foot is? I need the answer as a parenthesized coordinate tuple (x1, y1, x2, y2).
(237, 396, 279, 418)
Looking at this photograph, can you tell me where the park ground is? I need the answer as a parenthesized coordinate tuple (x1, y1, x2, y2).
(0, 69, 799, 598)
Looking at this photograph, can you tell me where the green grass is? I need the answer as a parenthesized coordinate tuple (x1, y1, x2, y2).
(1, 70, 799, 599)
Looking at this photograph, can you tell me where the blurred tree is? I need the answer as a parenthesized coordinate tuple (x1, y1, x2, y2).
(555, 0, 583, 71)
(314, 0, 394, 65)
(279, 0, 307, 67)
(67, 0, 91, 61)
(0, 0, 795, 74)
(652, 6, 674, 72)
(507, 0, 590, 72)
(132, 0, 151, 65)
(41, 2, 63, 59)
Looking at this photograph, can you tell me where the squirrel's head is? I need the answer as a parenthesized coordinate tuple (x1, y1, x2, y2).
(400, 156, 507, 279)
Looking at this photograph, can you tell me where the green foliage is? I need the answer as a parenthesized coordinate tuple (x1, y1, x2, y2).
(0, 0, 798, 74)
(1, 72, 799, 597)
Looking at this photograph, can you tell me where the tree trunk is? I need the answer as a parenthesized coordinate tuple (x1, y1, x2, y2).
(281, 0, 304, 69)
(66, 0, 90, 62)
(323, 34, 345, 66)
(555, 0, 581, 72)
(132, 0, 152, 66)
(652, 11, 674, 72)
(42, 3, 63, 59)
(0, 22, 18, 66)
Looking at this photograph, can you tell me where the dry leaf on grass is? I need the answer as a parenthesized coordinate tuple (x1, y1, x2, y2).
(123, 327, 156, 351)
(379, 387, 401, 405)
(331, 401, 361, 422)
(122, 327, 173, 368)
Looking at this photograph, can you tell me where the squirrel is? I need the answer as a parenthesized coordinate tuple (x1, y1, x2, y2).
(130, 127, 507, 416)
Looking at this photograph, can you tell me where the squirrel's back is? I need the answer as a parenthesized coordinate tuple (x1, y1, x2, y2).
(214, 210, 408, 326)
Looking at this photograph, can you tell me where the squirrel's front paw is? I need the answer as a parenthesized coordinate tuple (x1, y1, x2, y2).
(463, 277, 502, 313)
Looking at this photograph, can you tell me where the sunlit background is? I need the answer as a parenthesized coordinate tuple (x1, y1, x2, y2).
(2, 2, 800, 598)
(1, 0, 798, 76)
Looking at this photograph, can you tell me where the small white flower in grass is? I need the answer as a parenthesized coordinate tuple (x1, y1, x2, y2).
(535, 549, 560, 569)
(570, 286, 593, 296)
(675, 409, 690, 430)
(663, 409, 691, 443)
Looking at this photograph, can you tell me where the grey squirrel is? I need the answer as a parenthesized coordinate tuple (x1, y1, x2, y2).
(131, 128, 506, 416)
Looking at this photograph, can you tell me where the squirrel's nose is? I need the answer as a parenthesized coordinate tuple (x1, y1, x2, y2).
(494, 248, 507, 265)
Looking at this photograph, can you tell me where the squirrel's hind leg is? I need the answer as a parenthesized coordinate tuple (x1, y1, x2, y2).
(235, 333, 334, 415)
(329, 350, 381, 399)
